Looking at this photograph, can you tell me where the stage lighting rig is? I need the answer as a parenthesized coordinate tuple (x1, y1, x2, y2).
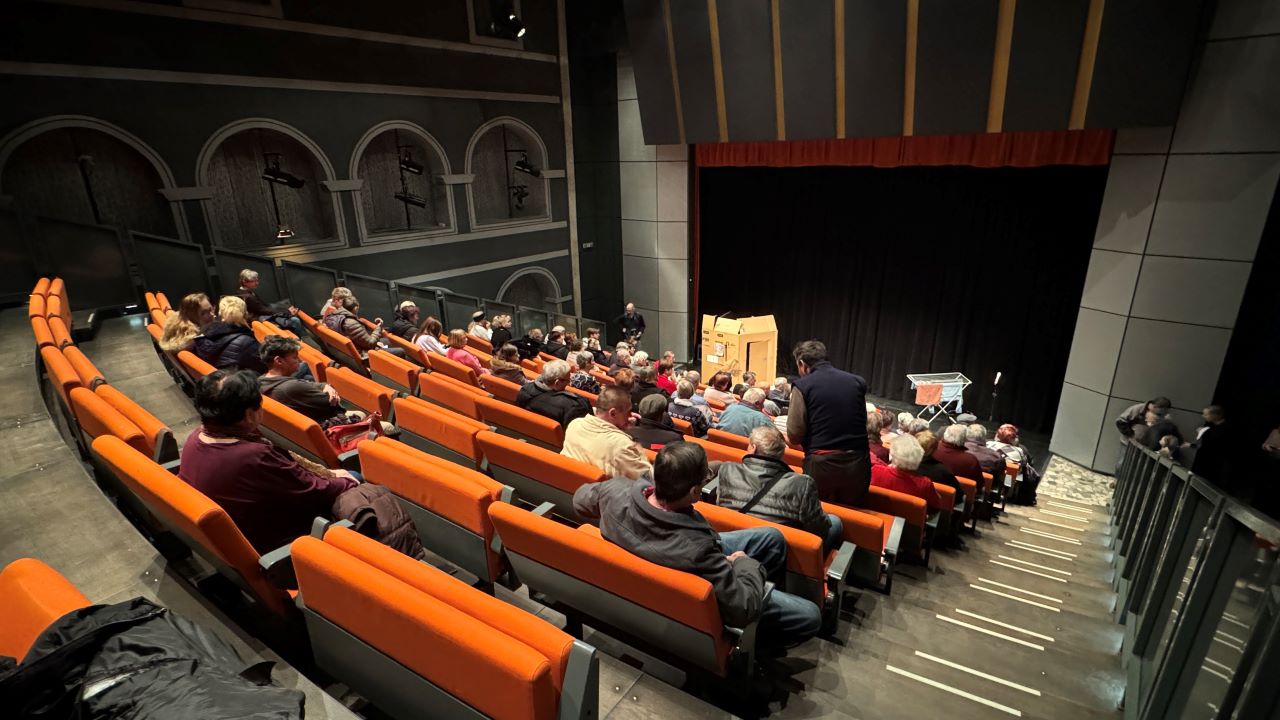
(395, 190, 429, 208)
(489, 0, 526, 39)
(261, 153, 305, 188)
(398, 145, 424, 175)
(513, 152, 541, 177)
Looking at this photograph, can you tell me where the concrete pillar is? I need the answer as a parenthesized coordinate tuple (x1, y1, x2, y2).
(1051, 0, 1280, 472)
(617, 54, 691, 360)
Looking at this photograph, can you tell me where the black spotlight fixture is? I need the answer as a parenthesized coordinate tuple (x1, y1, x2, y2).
(395, 190, 429, 208)
(398, 145, 424, 175)
(261, 153, 305, 188)
(489, 0, 525, 39)
(513, 152, 540, 177)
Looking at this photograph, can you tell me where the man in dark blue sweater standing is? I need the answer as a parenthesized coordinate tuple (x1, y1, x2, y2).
(786, 340, 870, 506)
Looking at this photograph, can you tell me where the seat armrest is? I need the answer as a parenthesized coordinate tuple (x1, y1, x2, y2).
(885, 516, 905, 558)
(826, 541, 857, 584)
(338, 449, 361, 472)
(531, 501, 556, 517)
(926, 510, 941, 531)
(559, 640, 600, 720)
(310, 517, 355, 539)
(258, 545, 296, 589)
(161, 458, 182, 474)
(701, 477, 719, 501)
(725, 581, 775, 673)
(499, 485, 516, 505)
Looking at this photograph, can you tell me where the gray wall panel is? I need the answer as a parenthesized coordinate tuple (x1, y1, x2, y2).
(779, 0, 836, 140)
(1086, 0, 1203, 129)
(316, 230, 568, 281)
(844, 0, 906, 138)
(668, 0, 720, 144)
(1002, 0, 1089, 131)
(716, 0, 777, 142)
(914, 0, 998, 136)
(622, 0, 683, 144)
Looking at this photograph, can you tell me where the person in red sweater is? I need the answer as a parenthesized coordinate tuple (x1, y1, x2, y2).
(933, 423, 985, 486)
(655, 359, 677, 394)
(871, 433, 943, 509)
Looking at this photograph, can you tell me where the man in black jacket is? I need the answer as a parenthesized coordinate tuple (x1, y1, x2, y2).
(516, 359, 591, 428)
(573, 442, 821, 649)
(513, 327, 545, 360)
(615, 302, 645, 344)
(542, 329, 570, 360)
(628, 394, 685, 450)
(787, 340, 870, 505)
(235, 268, 302, 334)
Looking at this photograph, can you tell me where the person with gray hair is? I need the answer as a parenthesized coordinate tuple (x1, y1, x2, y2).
(871, 434, 943, 509)
(896, 412, 915, 436)
(516, 358, 591, 428)
(630, 350, 650, 368)
(236, 267, 302, 332)
(668, 379, 711, 436)
(676, 369, 711, 408)
(715, 425, 844, 551)
(933, 422, 984, 483)
(631, 364, 666, 407)
(607, 347, 632, 376)
(964, 423, 1006, 478)
(907, 418, 930, 434)
(714, 387, 774, 438)
(570, 351, 601, 394)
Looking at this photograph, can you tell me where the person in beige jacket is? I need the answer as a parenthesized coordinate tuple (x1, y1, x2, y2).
(561, 386, 654, 480)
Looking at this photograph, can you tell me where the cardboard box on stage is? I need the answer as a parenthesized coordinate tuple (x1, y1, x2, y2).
(700, 314, 777, 385)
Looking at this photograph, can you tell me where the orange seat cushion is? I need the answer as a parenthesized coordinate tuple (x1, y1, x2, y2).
(326, 366, 392, 418)
(95, 384, 168, 457)
(31, 316, 54, 349)
(419, 373, 486, 419)
(40, 345, 82, 408)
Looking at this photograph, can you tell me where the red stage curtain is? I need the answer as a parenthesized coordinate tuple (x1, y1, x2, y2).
(695, 129, 1114, 169)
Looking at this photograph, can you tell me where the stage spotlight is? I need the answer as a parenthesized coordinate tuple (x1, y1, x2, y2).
(395, 191, 429, 208)
(261, 154, 305, 188)
(513, 152, 540, 177)
(489, 0, 525, 39)
(398, 146, 424, 175)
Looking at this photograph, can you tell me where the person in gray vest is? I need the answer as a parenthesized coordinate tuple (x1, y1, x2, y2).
(787, 340, 870, 506)
(716, 426, 844, 552)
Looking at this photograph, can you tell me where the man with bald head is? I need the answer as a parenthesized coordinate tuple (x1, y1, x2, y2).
(616, 302, 646, 345)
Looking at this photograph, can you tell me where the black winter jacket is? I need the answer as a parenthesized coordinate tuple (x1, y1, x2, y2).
(0, 597, 304, 719)
(516, 381, 592, 428)
(194, 322, 267, 373)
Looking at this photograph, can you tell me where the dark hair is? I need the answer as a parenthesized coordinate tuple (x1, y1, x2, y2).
(1204, 404, 1225, 420)
(597, 385, 632, 414)
(340, 295, 360, 312)
(549, 330, 563, 342)
(416, 316, 443, 340)
(195, 370, 262, 427)
(793, 340, 827, 368)
(658, 360, 673, 375)
(1149, 397, 1172, 410)
(259, 335, 302, 366)
(711, 372, 732, 391)
(497, 343, 520, 362)
(731, 383, 747, 398)
(653, 443, 707, 503)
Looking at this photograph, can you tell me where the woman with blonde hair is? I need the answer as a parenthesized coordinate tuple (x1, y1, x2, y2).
(194, 296, 266, 372)
(320, 286, 354, 317)
(446, 328, 489, 376)
(490, 314, 514, 348)
(159, 292, 214, 352)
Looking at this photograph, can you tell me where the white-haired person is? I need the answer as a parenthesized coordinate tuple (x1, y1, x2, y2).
(630, 350, 650, 368)
(964, 423, 1006, 478)
(516, 359, 592, 428)
(490, 314, 514, 349)
(933, 423, 983, 483)
(714, 388, 773, 437)
(607, 347, 632, 377)
(236, 268, 301, 333)
(896, 412, 915, 436)
(668, 379, 711, 436)
(570, 351, 602, 394)
(767, 377, 791, 411)
(871, 434, 943, 509)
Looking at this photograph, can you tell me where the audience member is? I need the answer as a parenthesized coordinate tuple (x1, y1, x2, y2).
(489, 344, 528, 385)
(662, 350, 676, 366)
(179, 370, 359, 553)
(607, 347, 632, 376)
(679, 370, 708, 406)
(584, 327, 605, 363)
(258, 336, 391, 432)
(1116, 397, 1173, 443)
(907, 418, 930, 434)
(194, 296, 267, 373)
(866, 411, 890, 463)
(879, 413, 896, 439)
(717, 426, 843, 552)
(631, 365, 667, 407)
(612, 368, 636, 396)
(896, 412, 915, 436)
(628, 394, 684, 450)
(561, 386, 652, 480)
(446, 329, 489, 376)
(668, 380, 712, 437)
(322, 296, 392, 358)
(543, 330, 569, 360)
(964, 424, 1006, 477)
(934, 424, 983, 483)
(987, 423, 1026, 465)
(871, 434, 943, 510)
(616, 302, 645, 345)
(516, 359, 591, 428)
(742, 371, 758, 388)
(1140, 408, 1183, 459)
(715, 388, 774, 437)
(703, 372, 738, 406)
(572, 442, 821, 649)
(387, 301, 418, 340)
(513, 327, 544, 360)
(159, 292, 214, 352)
(731, 383, 749, 399)
(914, 430, 960, 491)
(468, 311, 492, 342)
(631, 350, 650, 368)
(788, 340, 871, 506)
(320, 287, 353, 318)
(767, 377, 791, 412)
(570, 351, 601, 394)
(413, 316, 446, 356)
(655, 360, 677, 395)
(490, 314, 514, 349)
(236, 269, 301, 333)
(1190, 405, 1229, 484)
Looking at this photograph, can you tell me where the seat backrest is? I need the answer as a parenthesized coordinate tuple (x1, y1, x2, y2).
(149, 309, 169, 327)
(46, 316, 73, 349)
(589, 370, 614, 387)
(46, 294, 68, 325)
(144, 291, 159, 312)
(31, 316, 55, 350)
(95, 384, 174, 461)
(477, 430, 604, 495)
(706, 428, 749, 451)
(863, 485, 928, 528)
(325, 366, 393, 419)
(315, 322, 364, 368)
(297, 309, 320, 334)
(488, 503, 726, 666)
(153, 290, 171, 312)
(0, 559, 91, 661)
(176, 350, 217, 379)
(687, 436, 747, 464)
(258, 395, 342, 467)
(475, 395, 564, 449)
(783, 445, 804, 468)
(522, 357, 544, 373)
(292, 535, 561, 720)
(368, 349, 420, 395)
(478, 372, 522, 403)
(696, 502, 825, 581)
(31, 277, 51, 297)
(259, 320, 298, 339)
(426, 352, 480, 387)
(392, 396, 488, 467)
(418, 372, 487, 419)
(465, 334, 493, 354)
(563, 385, 597, 406)
(40, 345, 82, 409)
(27, 294, 46, 319)
(70, 387, 149, 456)
(90, 436, 291, 616)
(296, 343, 333, 384)
(48, 278, 69, 318)
(379, 331, 430, 367)
(670, 416, 693, 436)
(706, 398, 727, 413)
(821, 502, 887, 555)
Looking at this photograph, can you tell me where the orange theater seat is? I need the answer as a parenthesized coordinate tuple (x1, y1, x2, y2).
(478, 373, 523, 404)
(314, 323, 367, 375)
(426, 352, 480, 388)
(47, 316, 74, 349)
(686, 435, 748, 465)
(154, 290, 172, 312)
(91, 436, 293, 617)
(40, 345, 83, 410)
(46, 295, 69, 326)
(589, 370, 615, 387)
(31, 316, 55, 350)
(149, 309, 169, 327)
(69, 387, 149, 457)
(706, 428, 750, 451)
(392, 396, 489, 469)
(379, 331, 430, 367)
(176, 350, 217, 380)
(368, 349, 420, 396)
(31, 277, 51, 297)
(564, 385, 597, 406)
(669, 416, 694, 436)
(258, 395, 348, 469)
(860, 485, 930, 563)
(144, 291, 159, 313)
(296, 343, 334, 384)
(0, 559, 91, 661)
(48, 278, 70, 321)
(325, 366, 393, 420)
(418, 372, 489, 419)
(465, 334, 493, 354)
(475, 395, 564, 451)
(821, 502, 896, 590)
(477, 430, 605, 518)
(27, 294, 46, 319)
(95, 384, 178, 462)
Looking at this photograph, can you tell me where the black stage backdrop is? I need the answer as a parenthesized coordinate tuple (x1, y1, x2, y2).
(698, 165, 1108, 434)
